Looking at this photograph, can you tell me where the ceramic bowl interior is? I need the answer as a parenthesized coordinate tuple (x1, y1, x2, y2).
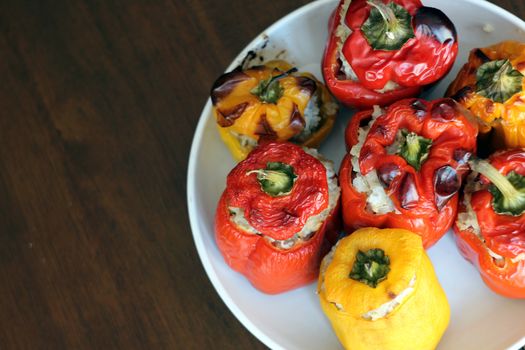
(187, 1, 525, 349)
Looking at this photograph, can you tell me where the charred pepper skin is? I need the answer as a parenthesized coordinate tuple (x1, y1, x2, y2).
(215, 142, 340, 294)
(211, 60, 338, 161)
(340, 98, 477, 248)
(446, 41, 525, 151)
(323, 0, 458, 109)
(454, 149, 525, 298)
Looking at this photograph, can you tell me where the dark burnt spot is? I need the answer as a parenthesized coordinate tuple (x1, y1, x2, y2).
(250, 65, 268, 71)
(466, 66, 477, 75)
(485, 99, 495, 114)
(211, 71, 250, 104)
(255, 114, 278, 140)
(276, 49, 287, 59)
(240, 50, 257, 70)
(399, 173, 419, 210)
(302, 231, 315, 241)
(434, 166, 460, 210)
(295, 76, 317, 96)
(359, 115, 373, 128)
(372, 124, 388, 138)
(450, 86, 474, 102)
(289, 103, 305, 133)
(414, 7, 457, 44)
(492, 256, 506, 268)
(476, 129, 496, 159)
(283, 207, 299, 218)
(431, 98, 457, 121)
(280, 211, 301, 227)
(377, 163, 401, 188)
(335, 58, 346, 80)
(411, 99, 427, 118)
(453, 149, 472, 164)
(216, 102, 249, 127)
(388, 291, 397, 299)
(473, 48, 491, 64)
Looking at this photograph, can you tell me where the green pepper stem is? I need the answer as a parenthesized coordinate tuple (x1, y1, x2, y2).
(246, 169, 288, 184)
(486, 60, 517, 103)
(246, 162, 297, 197)
(399, 131, 432, 171)
(250, 67, 298, 104)
(476, 59, 524, 103)
(406, 133, 420, 160)
(268, 67, 298, 84)
(367, 0, 399, 33)
(468, 159, 525, 216)
(361, 1, 414, 51)
(469, 159, 520, 201)
(349, 249, 390, 288)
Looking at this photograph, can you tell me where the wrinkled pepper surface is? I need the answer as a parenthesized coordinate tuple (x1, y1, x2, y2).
(446, 41, 525, 150)
(322, 0, 457, 108)
(215, 141, 340, 294)
(318, 227, 450, 350)
(211, 60, 338, 161)
(454, 149, 525, 298)
(340, 98, 477, 248)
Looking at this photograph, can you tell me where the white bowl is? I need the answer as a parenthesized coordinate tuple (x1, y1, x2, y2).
(187, 1, 525, 349)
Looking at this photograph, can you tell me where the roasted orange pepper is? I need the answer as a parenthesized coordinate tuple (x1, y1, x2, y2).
(446, 41, 525, 150)
(211, 60, 338, 161)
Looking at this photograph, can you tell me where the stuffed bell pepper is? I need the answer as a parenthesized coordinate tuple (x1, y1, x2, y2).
(318, 227, 450, 350)
(340, 98, 478, 248)
(211, 60, 338, 161)
(446, 41, 525, 150)
(454, 149, 525, 298)
(322, 0, 458, 108)
(215, 141, 340, 294)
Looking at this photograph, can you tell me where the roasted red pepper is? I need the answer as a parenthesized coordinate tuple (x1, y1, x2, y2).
(340, 98, 477, 248)
(323, 0, 458, 108)
(215, 141, 340, 294)
(454, 149, 525, 298)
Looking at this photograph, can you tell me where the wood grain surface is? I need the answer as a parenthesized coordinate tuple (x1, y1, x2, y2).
(0, 0, 523, 349)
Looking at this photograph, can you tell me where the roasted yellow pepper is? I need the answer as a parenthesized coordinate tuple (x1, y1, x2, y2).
(318, 228, 450, 350)
(446, 41, 525, 149)
(210, 60, 338, 161)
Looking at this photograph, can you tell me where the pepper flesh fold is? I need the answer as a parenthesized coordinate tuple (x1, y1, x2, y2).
(446, 41, 525, 150)
(340, 98, 478, 248)
(318, 228, 450, 350)
(454, 149, 525, 298)
(215, 142, 340, 294)
(211, 60, 338, 161)
(322, 0, 458, 108)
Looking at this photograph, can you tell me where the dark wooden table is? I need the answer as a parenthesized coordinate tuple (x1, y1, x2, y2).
(0, 0, 523, 349)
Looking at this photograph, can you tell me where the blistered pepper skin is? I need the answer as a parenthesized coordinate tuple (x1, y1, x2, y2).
(340, 98, 477, 248)
(323, 0, 458, 108)
(215, 142, 340, 294)
(318, 228, 450, 350)
(453, 149, 525, 298)
(211, 60, 337, 161)
(446, 41, 525, 150)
